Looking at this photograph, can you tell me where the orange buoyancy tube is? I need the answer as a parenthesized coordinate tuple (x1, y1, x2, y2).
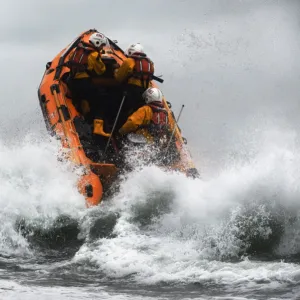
(77, 171, 103, 207)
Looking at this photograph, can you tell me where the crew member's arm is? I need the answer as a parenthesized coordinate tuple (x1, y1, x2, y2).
(119, 106, 152, 135)
(87, 52, 106, 75)
(114, 58, 135, 83)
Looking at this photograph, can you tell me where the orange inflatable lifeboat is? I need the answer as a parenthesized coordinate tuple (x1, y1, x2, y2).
(38, 29, 198, 207)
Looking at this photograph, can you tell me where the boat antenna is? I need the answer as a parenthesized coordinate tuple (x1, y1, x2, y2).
(104, 92, 127, 154)
(164, 104, 185, 154)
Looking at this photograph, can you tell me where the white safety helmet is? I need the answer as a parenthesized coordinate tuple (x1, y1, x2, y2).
(143, 88, 163, 104)
(125, 43, 144, 56)
(89, 32, 107, 49)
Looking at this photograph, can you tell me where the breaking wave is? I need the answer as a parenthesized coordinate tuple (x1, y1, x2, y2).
(1, 128, 300, 294)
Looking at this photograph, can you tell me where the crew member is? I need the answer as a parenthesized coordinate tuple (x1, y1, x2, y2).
(67, 32, 110, 137)
(114, 43, 154, 119)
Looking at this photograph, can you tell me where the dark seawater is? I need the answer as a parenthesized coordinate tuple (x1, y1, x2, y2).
(1, 138, 300, 300)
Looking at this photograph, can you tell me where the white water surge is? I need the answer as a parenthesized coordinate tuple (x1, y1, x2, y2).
(1, 130, 300, 299)
(0, 135, 85, 257)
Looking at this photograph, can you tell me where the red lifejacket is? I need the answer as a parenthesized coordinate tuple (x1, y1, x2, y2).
(130, 54, 154, 88)
(68, 42, 100, 76)
(147, 102, 169, 137)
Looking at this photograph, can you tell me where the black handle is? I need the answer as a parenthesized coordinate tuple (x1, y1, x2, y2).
(152, 75, 164, 83)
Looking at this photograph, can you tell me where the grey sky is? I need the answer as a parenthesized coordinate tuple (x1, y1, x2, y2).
(0, 0, 299, 174)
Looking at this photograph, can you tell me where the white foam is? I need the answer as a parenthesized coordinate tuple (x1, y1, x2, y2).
(0, 279, 153, 300)
(0, 134, 85, 256)
(2, 127, 300, 292)
(74, 128, 300, 287)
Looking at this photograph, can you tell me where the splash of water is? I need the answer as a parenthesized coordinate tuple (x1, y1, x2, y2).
(0, 134, 85, 256)
(73, 128, 300, 285)
(1, 128, 300, 289)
